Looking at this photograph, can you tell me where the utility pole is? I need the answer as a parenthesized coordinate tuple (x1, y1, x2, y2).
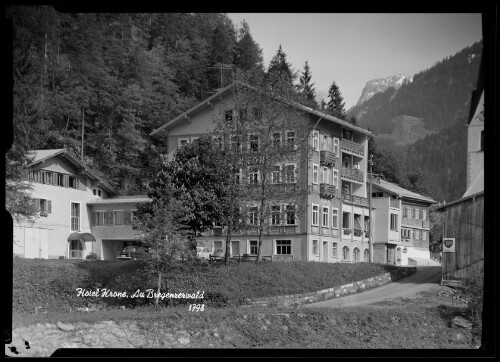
(81, 106, 85, 160)
(368, 154, 374, 263)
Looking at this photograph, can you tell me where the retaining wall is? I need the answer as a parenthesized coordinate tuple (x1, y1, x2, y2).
(239, 266, 416, 308)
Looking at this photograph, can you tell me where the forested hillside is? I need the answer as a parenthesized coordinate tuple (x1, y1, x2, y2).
(348, 41, 482, 203)
(8, 7, 264, 195)
(349, 40, 482, 135)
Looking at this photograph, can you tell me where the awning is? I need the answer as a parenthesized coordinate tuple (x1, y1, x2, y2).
(67, 232, 96, 242)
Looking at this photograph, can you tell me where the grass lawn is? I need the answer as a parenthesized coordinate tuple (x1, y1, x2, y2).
(13, 257, 400, 313)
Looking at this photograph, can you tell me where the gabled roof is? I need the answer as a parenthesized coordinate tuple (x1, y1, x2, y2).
(86, 195, 152, 205)
(150, 81, 374, 137)
(435, 191, 483, 212)
(468, 52, 484, 125)
(371, 177, 436, 204)
(27, 149, 117, 195)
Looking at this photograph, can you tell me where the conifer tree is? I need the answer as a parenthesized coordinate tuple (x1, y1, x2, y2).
(266, 45, 296, 88)
(298, 61, 317, 107)
(326, 81, 346, 119)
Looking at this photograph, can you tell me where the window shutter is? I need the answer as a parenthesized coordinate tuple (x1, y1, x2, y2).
(47, 200, 52, 213)
(35, 198, 41, 212)
(63, 175, 69, 187)
(124, 210, 131, 225)
(106, 211, 113, 225)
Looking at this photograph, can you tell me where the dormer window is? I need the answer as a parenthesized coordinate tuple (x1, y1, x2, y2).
(93, 188, 102, 197)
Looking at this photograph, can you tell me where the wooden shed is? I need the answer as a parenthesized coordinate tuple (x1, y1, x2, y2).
(436, 191, 484, 281)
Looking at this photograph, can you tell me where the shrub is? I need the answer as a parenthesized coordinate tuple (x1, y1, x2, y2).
(86, 253, 98, 260)
(460, 270, 483, 327)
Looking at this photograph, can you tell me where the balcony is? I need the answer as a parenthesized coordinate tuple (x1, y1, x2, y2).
(341, 193, 369, 207)
(341, 139, 365, 157)
(341, 166, 364, 184)
(354, 228, 363, 237)
(320, 150, 338, 167)
(319, 183, 337, 198)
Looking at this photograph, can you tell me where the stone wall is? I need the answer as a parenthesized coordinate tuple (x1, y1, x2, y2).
(239, 267, 416, 308)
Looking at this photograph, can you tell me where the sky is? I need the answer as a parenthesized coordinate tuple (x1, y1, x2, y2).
(226, 13, 483, 110)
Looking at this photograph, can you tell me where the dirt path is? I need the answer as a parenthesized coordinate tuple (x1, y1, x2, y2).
(302, 265, 442, 309)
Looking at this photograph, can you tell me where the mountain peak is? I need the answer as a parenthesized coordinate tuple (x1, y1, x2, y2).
(356, 74, 411, 106)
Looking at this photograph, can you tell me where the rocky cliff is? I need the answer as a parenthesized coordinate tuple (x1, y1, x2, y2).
(356, 74, 411, 106)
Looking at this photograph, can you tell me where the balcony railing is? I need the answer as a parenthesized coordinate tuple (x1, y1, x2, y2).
(343, 229, 351, 236)
(341, 166, 364, 183)
(354, 228, 363, 237)
(320, 150, 338, 167)
(341, 139, 365, 157)
(320, 183, 337, 198)
(341, 193, 369, 207)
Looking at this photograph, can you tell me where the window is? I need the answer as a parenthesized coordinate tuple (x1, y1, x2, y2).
(333, 169, 338, 188)
(230, 135, 242, 152)
(353, 247, 360, 261)
(191, 136, 199, 143)
(312, 204, 319, 226)
(333, 137, 340, 157)
(408, 208, 413, 219)
(332, 208, 338, 228)
(342, 155, 350, 168)
(342, 246, 350, 260)
(402, 207, 408, 217)
(95, 211, 106, 226)
(322, 167, 330, 184)
(178, 138, 189, 148)
(322, 206, 329, 227)
(284, 164, 296, 183)
(69, 176, 78, 189)
(249, 240, 258, 255)
(93, 189, 97, 196)
(343, 182, 351, 195)
(342, 129, 353, 141)
(390, 214, 398, 231)
(422, 210, 427, 221)
(342, 212, 351, 229)
(238, 109, 247, 120)
(286, 131, 296, 148)
(46, 172, 53, 185)
(419, 230, 423, 240)
(364, 216, 370, 235)
(363, 249, 369, 262)
(98, 189, 102, 197)
(270, 206, 281, 226)
(271, 166, 280, 184)
(71, 202, 80, 231)
(57, 173, 64, 186)
(285, 205, 296, 225)
(248, 207, 258, 226)
(480, 130, 484, 151)
(372, 192, 383, 198)
(105, 211, 113, 225)
(276, 240, 291, 255)
(423, 231, 428, 241)
(412, 229, 417, 240)
(354, 214, 362, 235)
(312, 240, 319, 255)
(37, 198, 51, 214)
(332, 242, 338, 257)
(313, 164, 319, 184)
(225, 110, 233, 121)
(114, 211, 124, 225)
(235, 169, 242, 184)
(249, 134, 259, 152)
(312, 130, 319, 151)
(272, 132, 281, 148)
(249, 168, 259, 184)
(415, 208, 420, 220)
